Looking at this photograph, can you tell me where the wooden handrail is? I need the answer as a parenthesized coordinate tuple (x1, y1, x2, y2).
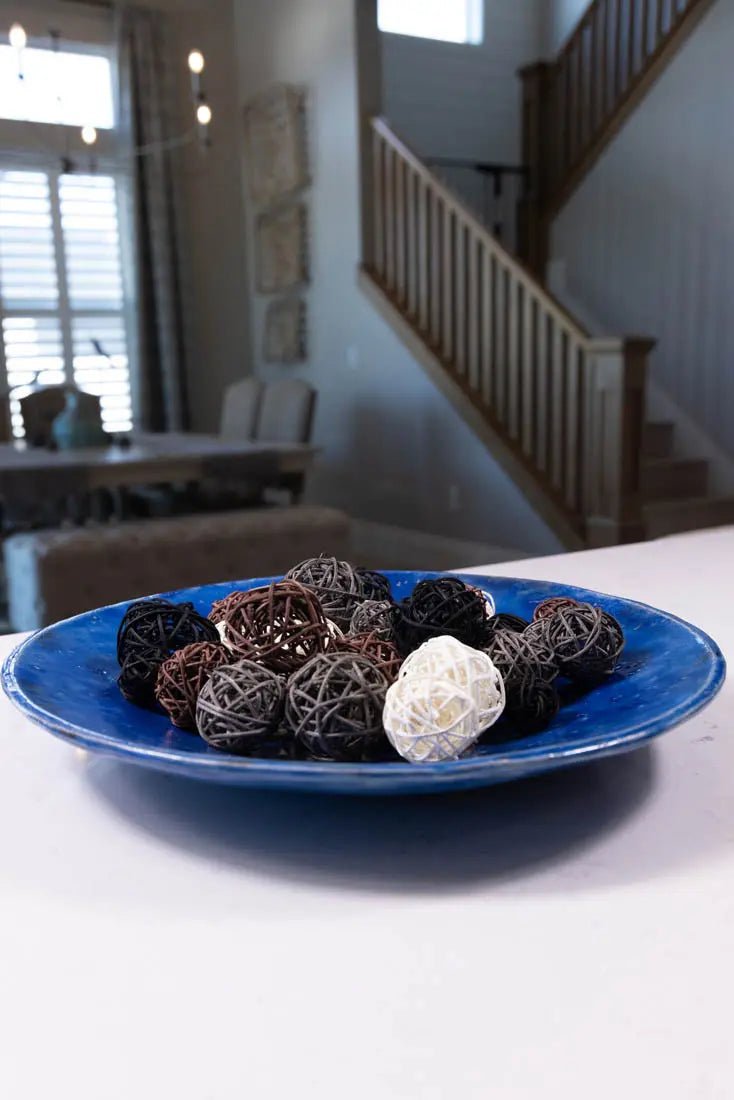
(364, 116, 653, 546)
(521, 0, 715, 233)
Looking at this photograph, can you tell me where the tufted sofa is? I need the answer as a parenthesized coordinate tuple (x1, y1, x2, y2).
(4, 506, 350, 630)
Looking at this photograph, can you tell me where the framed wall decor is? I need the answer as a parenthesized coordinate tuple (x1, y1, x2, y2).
(244, 83, 309, 207)
(263, 297, 307, 364)
(255, 203, 309, 294)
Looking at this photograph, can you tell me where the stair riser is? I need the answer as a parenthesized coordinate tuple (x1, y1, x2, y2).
(642, 462, 708, 501)
(642, 423, 675, 459)
(645, 501, 734, 539)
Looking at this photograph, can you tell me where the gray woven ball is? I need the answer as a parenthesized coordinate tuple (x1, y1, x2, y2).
(349, 598, 395, 641)
(196, 658, 286, 755)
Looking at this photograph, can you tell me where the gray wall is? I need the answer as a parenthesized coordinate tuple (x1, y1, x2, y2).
(381, 1, 544, 163)
(232, 0, 561, 554)
(551, 0, 734, 459)
(543, 0, 588, 53)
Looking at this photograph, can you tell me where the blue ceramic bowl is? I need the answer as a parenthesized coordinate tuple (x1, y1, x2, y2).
(2, 572, 725, 795)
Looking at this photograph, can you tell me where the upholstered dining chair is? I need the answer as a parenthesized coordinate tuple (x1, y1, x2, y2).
(220, 377, 263, 441)
(254, 378, 316, 446)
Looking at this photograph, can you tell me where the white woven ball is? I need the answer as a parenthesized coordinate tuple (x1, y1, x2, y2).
(399, 635, 505, 730)
(383, 673, 486, 763)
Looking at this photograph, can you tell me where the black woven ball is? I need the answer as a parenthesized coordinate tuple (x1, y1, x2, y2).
(285, 652, 390, 761)
(349, 598, 396, 641)
(285, 555, 367, 630)
(528, 603, 624, 680)
(394, 577, 492, 656)
(117, 599, 218, 666)
(486, 628, 557, 711)
(356, 568, 392, 602)
(196, 659, 286, 755)
(506, 680, 561, 733)
(118, 644, 168, 708)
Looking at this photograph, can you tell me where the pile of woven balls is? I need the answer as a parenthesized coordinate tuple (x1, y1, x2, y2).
(115, 556, 624, 765)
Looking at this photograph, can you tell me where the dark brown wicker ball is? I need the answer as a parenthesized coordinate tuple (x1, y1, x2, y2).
(117, 599, 218, 666)
(356, 568, 392, 602)
(118, 644, 167, 708)
(155, 642, 232, 730)
(208, 590, 250, 623)
(486, 628, 558, 711)
(349, 598, 396, 641)
(506, 680, 561, 733)
(285, 555, 366, 630)
(532, 596, 582, 621)
(528, 603, 624, 680)
(336, 631, 403, 683)
(218, 579, 330, 673)
(196, 659, 286, 755)
(286, 652, 390, 761)
(394, 577, 492, 655)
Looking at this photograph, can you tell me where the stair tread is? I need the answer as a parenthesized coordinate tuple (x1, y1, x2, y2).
(644, 495, 734, 513)
(642, 456, 706, 469)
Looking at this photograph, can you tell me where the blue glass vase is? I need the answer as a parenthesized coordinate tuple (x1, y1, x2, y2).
(51, 390, 106, 450)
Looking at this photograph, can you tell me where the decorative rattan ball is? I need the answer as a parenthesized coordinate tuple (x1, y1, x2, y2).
(155, 641, 232, 730)
(399, 635, 505, 732)
(117, 599, 218, 666)
(118, 644, 167, 708)
(218, 579, 330, 673)
(286, 555, 367, 630)
(356, 568, 392, 602)
(506, 680, 561, 733)
(532, 596, 581, 621)
(487, 612, 529, 642)
(196, 659, 286, 755)
(208, 590, 250, 623)
(349, 598, 396, 641)
(384, 673, 485, 763)
(394, 577, 493, 656)
(486, 628, 558, 710)
(529, 602, 624, 680)
(285, 652, 390, 761)
(336, 631, 403, 682)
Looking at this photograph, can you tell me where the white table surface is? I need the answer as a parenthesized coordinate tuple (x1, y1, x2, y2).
(1, 527, 732, 1099)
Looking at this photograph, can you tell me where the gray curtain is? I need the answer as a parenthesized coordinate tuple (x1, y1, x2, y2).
(117, 7, 189, 432)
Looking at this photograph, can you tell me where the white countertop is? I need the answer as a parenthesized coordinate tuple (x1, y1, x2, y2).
(1, 527, 732, 1100)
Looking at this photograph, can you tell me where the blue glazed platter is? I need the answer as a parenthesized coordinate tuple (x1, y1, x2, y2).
(2, 571, 726, 796)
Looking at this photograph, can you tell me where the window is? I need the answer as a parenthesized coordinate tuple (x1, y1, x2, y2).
(0, 45, 114, 128)
(0, 169, 133, 436)
(377, 0, 484, 45)
(0, 38, 133, 438)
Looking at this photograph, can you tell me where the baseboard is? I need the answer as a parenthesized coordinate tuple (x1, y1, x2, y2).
(349, 519, 533, 572)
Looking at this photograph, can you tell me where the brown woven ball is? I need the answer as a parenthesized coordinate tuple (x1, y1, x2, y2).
(532, 596, 581, 621)
(196, 659, 286, 755)
(528, 603, 624, 680)
(155, 642, 232, 730)
(486, 628, 558, 711)
(209, 590, 251, 623)
(336, 631, 403, 682)
(286, 652, 390, 761)
(218, 579, 330, 673)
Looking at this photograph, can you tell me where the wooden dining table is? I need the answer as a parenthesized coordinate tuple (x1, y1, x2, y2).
(0, 432, 317, 518)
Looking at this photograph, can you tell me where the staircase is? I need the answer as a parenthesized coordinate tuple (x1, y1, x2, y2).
(360, 119, 734, 550)
(519, 0, 717, 271)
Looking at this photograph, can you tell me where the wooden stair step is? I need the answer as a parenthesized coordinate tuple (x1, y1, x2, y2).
(644, 496, 734, 539)
(641, 458, 708, 501)
(642, 421, 675, 459)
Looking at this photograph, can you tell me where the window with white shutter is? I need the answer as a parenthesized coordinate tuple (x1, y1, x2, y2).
(0, 39, 134, 439)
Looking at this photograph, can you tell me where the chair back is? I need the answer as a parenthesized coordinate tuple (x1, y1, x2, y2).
(220, 377, 263, 441)
(255, 378, 316, 444)
(20, 386, 102, 448)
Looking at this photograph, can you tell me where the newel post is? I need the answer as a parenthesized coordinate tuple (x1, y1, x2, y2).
(584, 338, 655, 548)
(355, 0, 382, 272)
(517, 60, 554, 277)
